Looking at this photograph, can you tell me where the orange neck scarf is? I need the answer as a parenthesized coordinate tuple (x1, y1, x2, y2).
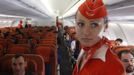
(82, 37, 111, 55)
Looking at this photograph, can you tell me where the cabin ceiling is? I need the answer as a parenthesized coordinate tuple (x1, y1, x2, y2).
(0, 0, 133, 22)
(0, 0, 51, 20)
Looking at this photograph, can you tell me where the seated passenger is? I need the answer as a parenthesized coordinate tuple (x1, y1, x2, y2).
(112, 38, 123, 47)
(111, 38, 123, 53)
(118, 50, 134, 75)
(3, 53, 37, 75)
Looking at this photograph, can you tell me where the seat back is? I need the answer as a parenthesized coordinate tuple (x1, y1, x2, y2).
(7, 44, 30, 54)
(34, 44, 57, 75)
(35, 45, 53, 63)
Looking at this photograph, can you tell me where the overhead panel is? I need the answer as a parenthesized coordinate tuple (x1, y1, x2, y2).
(17, 0, 52, 17)
(0, 0, 22, 13)
(0, 0, 51, 19)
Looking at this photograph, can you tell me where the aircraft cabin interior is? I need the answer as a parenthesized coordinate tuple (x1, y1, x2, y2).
(0, 0, 134, 75)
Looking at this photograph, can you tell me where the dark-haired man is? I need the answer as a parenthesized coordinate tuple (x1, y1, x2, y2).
(115, 38, 123, 46)
(118, 50, 134, 75)
(4, 54, 37, 75)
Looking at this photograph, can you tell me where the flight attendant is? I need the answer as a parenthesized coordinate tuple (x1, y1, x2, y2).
(72, 0, 126, 75)
(18, 20, 23, 29)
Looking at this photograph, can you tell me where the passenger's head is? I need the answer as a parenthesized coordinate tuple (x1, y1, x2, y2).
(11, 54, 27, 75)
(118, 50, 134, 73)
(75, 0, 108, 47)
(71, 32, 76, 40)
(115, 38, 123, 46)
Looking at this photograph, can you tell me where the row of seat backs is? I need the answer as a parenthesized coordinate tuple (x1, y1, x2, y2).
(0, 39, 57, 54)
(0, 37, 56, 46)
(0, 54, 45, 75)
(0, 30, 57, 41)
(0, 27, 57, 75)
(0, 43, 57, 75)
